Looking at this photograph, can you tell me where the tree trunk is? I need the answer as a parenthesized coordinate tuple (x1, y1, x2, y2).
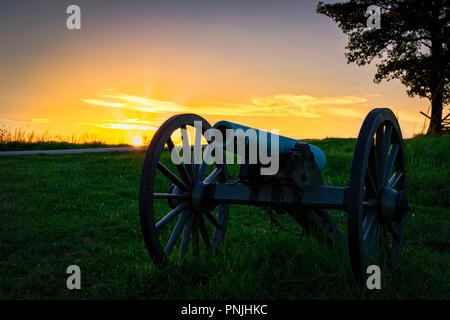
(427, 0, 443, 134)
(427, 88, 443, 134)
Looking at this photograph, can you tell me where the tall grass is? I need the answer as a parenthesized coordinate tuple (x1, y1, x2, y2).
(0, 125, 108, 144)
(0, 126, 132, 151)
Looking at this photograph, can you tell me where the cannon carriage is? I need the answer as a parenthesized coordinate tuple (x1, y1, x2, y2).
(138, 108, 409, 283)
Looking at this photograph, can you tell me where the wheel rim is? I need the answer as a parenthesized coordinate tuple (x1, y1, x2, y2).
(348, 108, 408, 282)
(139, 114, 229, 263)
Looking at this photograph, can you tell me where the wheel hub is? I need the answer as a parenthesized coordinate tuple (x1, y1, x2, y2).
(191, 182, 208, 208)
(378, 188, 409, 222)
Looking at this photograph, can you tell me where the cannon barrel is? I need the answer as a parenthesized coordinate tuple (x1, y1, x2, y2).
(213, 120, 326, 172)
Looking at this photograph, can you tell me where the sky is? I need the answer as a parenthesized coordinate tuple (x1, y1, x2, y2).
(0, 0, 430, 145)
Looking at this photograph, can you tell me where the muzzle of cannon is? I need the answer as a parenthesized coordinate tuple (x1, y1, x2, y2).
(138, 108, 410, 284)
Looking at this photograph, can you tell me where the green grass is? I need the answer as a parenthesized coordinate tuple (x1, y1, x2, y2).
(0, 135, 448, 299)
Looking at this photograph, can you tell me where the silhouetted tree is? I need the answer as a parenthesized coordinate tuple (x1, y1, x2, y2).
(317, 0, 449, 133)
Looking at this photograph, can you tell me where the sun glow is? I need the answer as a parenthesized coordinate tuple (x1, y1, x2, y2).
(131, 135, 143, 147)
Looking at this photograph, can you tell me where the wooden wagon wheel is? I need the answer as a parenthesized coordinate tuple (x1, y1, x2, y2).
(139, 114, 229, 264)
(348, 108, 409, 283)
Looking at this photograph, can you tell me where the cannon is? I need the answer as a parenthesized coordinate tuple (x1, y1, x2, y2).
(139, 108, 409, 283)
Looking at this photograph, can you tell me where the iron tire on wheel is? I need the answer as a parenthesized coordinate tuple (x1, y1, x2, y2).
(348, 108, 408, 283)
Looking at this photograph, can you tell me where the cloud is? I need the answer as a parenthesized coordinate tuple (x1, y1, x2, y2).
(199, 94, 368, 118)
(83, 93, 186, 113)
(83, 91, 369, 119)
(77, 118, 161, 131)
(1, 118, 53, 124)
(82, 99, 125, 108)
(324, 107, 365, 118)
(31, 118, 53, 124)
(252, 94, 366, 106)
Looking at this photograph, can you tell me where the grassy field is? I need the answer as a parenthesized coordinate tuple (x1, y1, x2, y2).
(0, 135, 448, 299)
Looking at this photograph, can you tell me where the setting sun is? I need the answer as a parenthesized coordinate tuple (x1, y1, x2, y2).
(131, 135, 143, 147)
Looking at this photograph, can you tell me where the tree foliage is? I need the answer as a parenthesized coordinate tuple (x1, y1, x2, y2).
(317, 0, 449, 133)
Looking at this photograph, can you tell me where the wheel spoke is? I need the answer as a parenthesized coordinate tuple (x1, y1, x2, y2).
(369, 145, 381, 190)
(157, 162, 189, 191)
(365, 222, 379, 262)
(156, 202, 188, 231)
(192, 123, 203, 182)
(191, 158, 197, 182)
(153, 193, 190, 200)
(390, 218, 405, 260)
(388, 171, 403, 189)
(384, 144, 399, 186)
(383, 125, 392, 159)
(378, 225, 390, 267)
(198, 214, 210, 247)
(386, 223, 400, 240)
(204, 167, 222, 184)
(164, 210, 190, 255)
(372, 224, 383, 263)
(203, 211, 221, 229)
(166, 137, 192, 185)
(179, 213, 193, 259)
(198, 161, 208, 181)
(366, 169, 378, 196)
(375, 126, 386, 185)
(192, 214, 200, 256)
(180, 125, 193, 180)
(363, 210, 377, 241)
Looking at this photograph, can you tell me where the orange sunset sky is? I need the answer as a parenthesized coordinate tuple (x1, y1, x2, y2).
(0, 0, 430, 146)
